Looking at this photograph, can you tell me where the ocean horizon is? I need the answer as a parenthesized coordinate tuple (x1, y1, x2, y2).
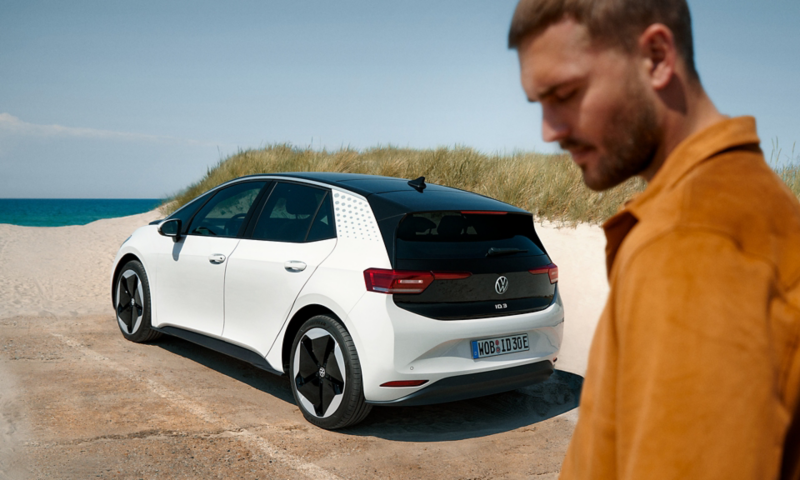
(0, 198, 162, 227)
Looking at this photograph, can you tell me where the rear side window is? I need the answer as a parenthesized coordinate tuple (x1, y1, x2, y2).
(396, 211, 544, 259)
(252, 182, 331, 243)
(187, 182, 266, 238)
(306, 193, 336, 242)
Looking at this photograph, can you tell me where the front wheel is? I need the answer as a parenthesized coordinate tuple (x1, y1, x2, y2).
(289, 315, 372, 429)
(114, 260, 161, 343)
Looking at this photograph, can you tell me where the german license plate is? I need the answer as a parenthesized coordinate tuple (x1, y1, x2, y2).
(471, 333, 529, 359)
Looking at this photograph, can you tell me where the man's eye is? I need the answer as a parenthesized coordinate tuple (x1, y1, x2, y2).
(555, 90, 576, 102)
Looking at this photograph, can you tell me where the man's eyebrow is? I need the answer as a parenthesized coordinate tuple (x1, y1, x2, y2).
(529, 79, 580, 103)
(526, 84, 558, 104)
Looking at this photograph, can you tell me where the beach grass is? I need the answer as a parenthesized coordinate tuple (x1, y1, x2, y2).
(164, 144, 645, 224)
(771, 139, 800, 196)
(164, 142, 800, 224)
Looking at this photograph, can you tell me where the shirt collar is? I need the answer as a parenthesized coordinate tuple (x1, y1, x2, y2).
(601, 116, 761, 276)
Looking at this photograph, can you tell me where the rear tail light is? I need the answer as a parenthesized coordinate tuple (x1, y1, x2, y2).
(364, 269, 433, 294)
(530, 263, 558, 284)
(380, 380, 429, 387)
(364, 269, 471, 294)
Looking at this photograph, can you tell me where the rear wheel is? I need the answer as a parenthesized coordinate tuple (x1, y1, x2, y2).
(114, 260, 161, 343)
(289, 315, 371, 429)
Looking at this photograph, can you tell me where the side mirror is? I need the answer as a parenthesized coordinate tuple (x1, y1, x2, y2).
(158, 218, 182, 242)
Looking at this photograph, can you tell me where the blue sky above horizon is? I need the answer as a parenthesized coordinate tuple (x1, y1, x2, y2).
(1, 0, 798, 198)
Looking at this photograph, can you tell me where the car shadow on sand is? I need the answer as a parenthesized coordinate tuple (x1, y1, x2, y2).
(342, 369, 583, 442)
(153, 336, 582, 442)
(152, 335, 297, 405)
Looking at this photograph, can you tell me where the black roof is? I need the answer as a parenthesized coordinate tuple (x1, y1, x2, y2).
(260, 172, 450, 195)
(237, 172, 529, 220)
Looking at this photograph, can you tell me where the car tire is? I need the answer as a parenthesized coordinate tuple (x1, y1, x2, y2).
(114, 260, 161, 343)
(289, 314, 372, 429)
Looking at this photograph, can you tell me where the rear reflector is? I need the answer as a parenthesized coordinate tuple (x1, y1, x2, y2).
(460, 211, 508, 215)
(380, 380, 429, 387)
(364, 269, 470, 294)
(529, 263, 558, 284)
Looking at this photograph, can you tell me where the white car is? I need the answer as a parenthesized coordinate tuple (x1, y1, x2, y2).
(111, 173, 564, 429)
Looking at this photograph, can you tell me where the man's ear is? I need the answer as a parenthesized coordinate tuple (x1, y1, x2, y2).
(638, 24, 677, 91)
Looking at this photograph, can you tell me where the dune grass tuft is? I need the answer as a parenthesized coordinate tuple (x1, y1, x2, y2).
(164, 144, 645, 224)
(771, 139, 800, 197)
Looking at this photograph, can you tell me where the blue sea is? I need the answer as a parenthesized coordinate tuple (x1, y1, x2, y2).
(0, 199, 163, 227)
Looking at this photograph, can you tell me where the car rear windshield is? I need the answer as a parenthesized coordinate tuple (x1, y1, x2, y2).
(395, 211, 545, 260)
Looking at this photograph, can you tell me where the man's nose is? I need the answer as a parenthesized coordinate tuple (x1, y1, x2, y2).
(541, 107, 570, 143)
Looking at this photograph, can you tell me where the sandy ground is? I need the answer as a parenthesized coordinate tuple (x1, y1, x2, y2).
(0, 211, 607, 479)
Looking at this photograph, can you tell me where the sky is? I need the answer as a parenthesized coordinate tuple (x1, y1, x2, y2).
(1, 0, 798, 199)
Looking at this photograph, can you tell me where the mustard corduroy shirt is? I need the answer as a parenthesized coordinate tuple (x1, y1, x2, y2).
(560, 117, 800, 479)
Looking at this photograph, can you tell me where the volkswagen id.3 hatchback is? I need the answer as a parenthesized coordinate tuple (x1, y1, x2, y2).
(111, 173, 563, 429)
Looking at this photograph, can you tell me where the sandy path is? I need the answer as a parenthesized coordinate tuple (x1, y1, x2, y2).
(0, 350, 26, 480)
(0, 313, 583, 479)
(0, 211, 608, 479)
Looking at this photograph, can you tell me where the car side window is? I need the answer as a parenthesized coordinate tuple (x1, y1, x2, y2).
(187, 182, 266, 238)
(306, 192, 336, 242)
(252, 182, 330, 243)
(168, 192, 211, 233)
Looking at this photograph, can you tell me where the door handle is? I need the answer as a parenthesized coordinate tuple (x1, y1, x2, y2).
(209, 254, 226, 264)
(284, 260, 307, 272)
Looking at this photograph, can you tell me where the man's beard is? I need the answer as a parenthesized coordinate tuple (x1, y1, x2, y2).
(562, 80, 660, 191)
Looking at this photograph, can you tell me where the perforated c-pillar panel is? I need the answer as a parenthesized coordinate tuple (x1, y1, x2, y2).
(332, 191, 381, 243)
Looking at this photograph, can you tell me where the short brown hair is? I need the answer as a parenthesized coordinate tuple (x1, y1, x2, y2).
(508, 0, 699, 79)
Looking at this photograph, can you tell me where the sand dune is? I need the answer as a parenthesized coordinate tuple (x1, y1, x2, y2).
(0, 210, 162, 319)
(536, 221, 608, 376)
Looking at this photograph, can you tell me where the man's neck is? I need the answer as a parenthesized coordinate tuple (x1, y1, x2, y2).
(640, 80, 726, 182)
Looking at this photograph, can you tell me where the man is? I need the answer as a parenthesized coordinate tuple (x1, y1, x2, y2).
(508, 0, 799, 478)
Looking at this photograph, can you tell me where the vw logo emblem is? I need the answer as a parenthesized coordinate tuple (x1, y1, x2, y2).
(495, 276, 509, 295)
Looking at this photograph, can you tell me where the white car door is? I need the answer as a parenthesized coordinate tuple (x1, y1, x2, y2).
(223, 182, 337, 356)
(156, 181, 266, 336)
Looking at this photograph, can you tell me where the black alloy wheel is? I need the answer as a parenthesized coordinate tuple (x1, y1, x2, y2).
(290, 315, 371, 429)
(295, 328, 346, 417)
(114, 260, 161, 343)
(117, 270, 143, 334)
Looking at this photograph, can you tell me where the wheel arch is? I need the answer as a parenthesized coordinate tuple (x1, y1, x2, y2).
(280, 304, 342, 373)
(111, 253, 144, 307)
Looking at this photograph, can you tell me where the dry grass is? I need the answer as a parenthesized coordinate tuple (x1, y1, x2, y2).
(771, 139, 800, 196)
(164, 144, 645, 224)
(163, 138, 800, 224)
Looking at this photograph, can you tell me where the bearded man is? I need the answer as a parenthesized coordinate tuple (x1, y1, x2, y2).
(508, 0, 800, 478)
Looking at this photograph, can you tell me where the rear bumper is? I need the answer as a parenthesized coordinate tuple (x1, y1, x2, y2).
(347, 288, 564, 403)
(366, 360, 554, 406)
